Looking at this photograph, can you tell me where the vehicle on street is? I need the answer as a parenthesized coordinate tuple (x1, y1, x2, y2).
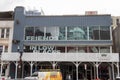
(24, 69, 62, 80)
(116, 77, 120, 80)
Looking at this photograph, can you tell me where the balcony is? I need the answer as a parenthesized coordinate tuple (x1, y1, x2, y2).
(1, 53, 119, 62)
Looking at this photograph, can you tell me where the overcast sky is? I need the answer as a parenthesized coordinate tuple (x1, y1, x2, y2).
(0, 0, 120, 16)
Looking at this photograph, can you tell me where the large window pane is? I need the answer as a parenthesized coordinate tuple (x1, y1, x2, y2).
(35, 27, 44, 40)
(25, 27, 34, 40)
(88, 46, 99, 53)
(6, 28, 10, 38)
(89, 26, 100, 40)
(100, 26, 110, 40)
(1, 28, 5, 38)
(67, 26, 87, 40)
(59, 27, 66, 40)
(46, 27, 59, 40)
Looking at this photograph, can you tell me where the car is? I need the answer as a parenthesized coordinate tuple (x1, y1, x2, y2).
(24, 69, 62, 80)
(24, 72, 38, 80)
(116, 77, 120, 80)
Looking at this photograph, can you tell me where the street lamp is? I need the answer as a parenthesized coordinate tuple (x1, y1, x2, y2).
(17, 46, 23, 78)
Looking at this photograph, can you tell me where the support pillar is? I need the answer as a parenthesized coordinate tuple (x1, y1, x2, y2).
(94, 62, 100, 80)
(117, 62, 120, 77)
(76, 64, 79, 80)
(112, 62, 115, 80)
(0, 61, 3, 77)
(30, 62, 33, 76)
(52, 62, 57, 69)
(96, 64, 99, 79)
(15, 62, 18, 79)
(74, 62, 81, 80)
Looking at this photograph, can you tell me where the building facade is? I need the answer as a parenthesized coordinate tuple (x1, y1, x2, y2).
(112, 16, 120, 29)
(1, 7, 119, 80)
(0, 11, 14, 77)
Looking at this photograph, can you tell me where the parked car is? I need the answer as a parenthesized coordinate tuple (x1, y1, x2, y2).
(24, 72, 38, 80)
(116, 77, 120, 80)
(24, 69, 62, 80)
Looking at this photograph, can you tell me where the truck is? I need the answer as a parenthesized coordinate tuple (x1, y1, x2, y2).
(24, 69, 62, 80)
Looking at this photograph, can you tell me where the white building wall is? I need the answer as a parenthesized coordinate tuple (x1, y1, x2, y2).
(0, 21, 14, 53)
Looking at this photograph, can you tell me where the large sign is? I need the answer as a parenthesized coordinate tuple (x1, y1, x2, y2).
(26, 36, 58, 40)
(30, 45, 60, 53)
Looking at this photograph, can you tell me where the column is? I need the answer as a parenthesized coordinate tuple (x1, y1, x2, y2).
(52, 62, 57, 69)
(94, 66, 96, 79)
(87, 26, 89, 40)
(110, 26, 112, 40)
(96, 64, 99, 79)
(74, 62, 81, 80)
(94, 62, 99, 79)
(76, 64, 79, 80)
(15, 62, 18, 79)
(112, 62, 115, 80)
(65, 26, 67, 40)
(108, 66, 112, 80)
(0, 62, 3, 77)
(117, 62, 120, 77)
(30, 62, 33, 76)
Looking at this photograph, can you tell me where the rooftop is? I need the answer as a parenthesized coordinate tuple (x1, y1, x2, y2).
(0, 11, 14, 20)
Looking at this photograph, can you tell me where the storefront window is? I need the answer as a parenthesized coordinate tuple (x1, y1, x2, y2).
(59, 27, 66, 40)
(25, 27, 34, 40)
(100, 26, 110, 40)
(45, 27, 59, 40)
(89, 26, 100, 40)
(89, 26, 110, 40)
(25, 26, 110, 41)
(67, 26, 87, 40)
(35, 27, 44, 40)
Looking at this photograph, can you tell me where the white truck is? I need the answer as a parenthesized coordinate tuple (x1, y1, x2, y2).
(24, 69, 62, 80)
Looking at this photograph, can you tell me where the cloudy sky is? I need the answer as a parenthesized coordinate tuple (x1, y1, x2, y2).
(0, 0, 120, 16)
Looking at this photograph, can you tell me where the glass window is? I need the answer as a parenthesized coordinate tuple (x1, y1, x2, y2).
(0, 46, 3, 55)
(67, 47, 77, 53)
(78, 47, 87, 53)
(88, 46, 99, 53)
(4, 46, 8, 52)
(35, 27, 44, 40)
(59, 27, 66, 40)
(100, 26, 110, 40)
(89, 26, 100, 40)
(46, 27, 59, 40)
(6, 28, 10, 38)
(100, 47, 110, 53)
(56, 46, 65, 53)
(1, 28, 5, 38)
(67, 26, 87, 40)
(25, 27, 34, 40)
